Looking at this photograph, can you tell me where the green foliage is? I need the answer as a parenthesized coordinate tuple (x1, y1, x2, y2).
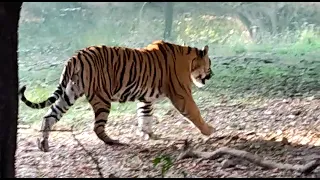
(174, 14, 250, 47)
(153, 155, 174, 178)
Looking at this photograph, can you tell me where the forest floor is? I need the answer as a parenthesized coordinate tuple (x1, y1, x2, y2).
(16, 97, 320, 178)
(16, 53, 320, 178)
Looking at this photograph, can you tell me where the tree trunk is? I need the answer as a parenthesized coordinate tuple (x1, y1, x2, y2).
(0, 2, 22, 178)
(236, 12, 253, 37)
(164, 2, 173, 40)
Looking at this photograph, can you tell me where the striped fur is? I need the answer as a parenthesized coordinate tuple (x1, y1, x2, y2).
(19, 40, 214, 152)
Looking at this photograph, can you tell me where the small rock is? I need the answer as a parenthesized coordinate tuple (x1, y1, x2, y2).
(216, 158, 225, 162)
(227, 174, 246, 178)
(306, 96, 315, 101)
(235, 164, 248, 170)
(264, 110, 272, 115)
(276, 129, 283, 135)
(282, 99, 291, 103)
(314, 139, 320, 146)
(281, 137, 289, 145)
(291, 110, 302, 116)
(288, 115, 296, 119)
(108, 174, 118, 178)
(221, 159, 236, 169)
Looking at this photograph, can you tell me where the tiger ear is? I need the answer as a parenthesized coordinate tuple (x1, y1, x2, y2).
(203, 45, 209, 56)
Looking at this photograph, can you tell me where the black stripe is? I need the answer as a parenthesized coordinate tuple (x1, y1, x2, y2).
(114, 48, 122, 85)
(120, 52, 137, 101)
(163, 44, 187, 93)
(149, 52, 158, 97)
(141, 54, 149, 88)
(158, 44, 181, 97)
(95, 92, 111, 105)
(129, 96, 136, 101)
(108, 46, 114, 68)
(95, 108, 110, 118)
(157, 44, 170, 74)
(130, 51, 144, 96)
(81, 52, 95, 102)
(91, 48, 102, 67)
(138, 104, 152, 110)
(89, 49, 103, 93)
(44, 114, 58, 120)
(50, 106, 57, 114)
(139, 114, 152, 117)
(152, 51, 163, 92)
(179, 46, 184, 54)
(95, 119, 107, 124)
(141, 109, 152, 114)
(166, 43, 176, 57)
(63, 93, 72, 106)
(125, 51, 140, 99)
(55, 105, 64, 113)
(39, 101, 47, 108)
(130, 87, 142, 100)
(48, 96, 56, 103)
(25, 101, 33, 107)
(187, 46, 192, 54)
(145, 52, 152, 78)
(127, 50, 136, 85)
(102, 47, 112, 99)
(79, 58, 85, 92)
(92, 101, 100, 107)
(115, 50, 128, 94)
(140, 90, 148, 99)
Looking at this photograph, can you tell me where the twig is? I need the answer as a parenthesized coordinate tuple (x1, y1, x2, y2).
(70, 126, 104, 178)
(17, 124, 31, 129)
(39, 129, 73, 132)
(17, 125, 74, 132)
(178, 146, 320, 174)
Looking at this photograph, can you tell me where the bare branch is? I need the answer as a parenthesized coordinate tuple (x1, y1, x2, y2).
(178, 146, 320, 174)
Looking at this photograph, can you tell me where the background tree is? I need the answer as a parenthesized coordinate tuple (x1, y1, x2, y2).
(0, 2, 23, 178)
(164, 2, 173, 40)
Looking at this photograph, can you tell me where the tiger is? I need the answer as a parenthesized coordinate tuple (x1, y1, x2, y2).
(18, 40, 214, 152)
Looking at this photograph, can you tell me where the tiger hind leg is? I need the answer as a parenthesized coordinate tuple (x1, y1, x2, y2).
(38, 95, 79, 152)
(90, 95, 121, 145)
(136, 101, 158, 140)
(38, 80, 83, 152)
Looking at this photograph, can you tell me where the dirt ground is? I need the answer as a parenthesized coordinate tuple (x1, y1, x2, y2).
(16, 97, 320, 178)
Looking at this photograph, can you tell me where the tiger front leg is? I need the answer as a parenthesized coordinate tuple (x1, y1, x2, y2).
(136, 101, 158, 140)
(169, 94, 214, 136)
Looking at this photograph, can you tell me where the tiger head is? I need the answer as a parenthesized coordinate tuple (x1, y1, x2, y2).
(190, 45, 213, 88)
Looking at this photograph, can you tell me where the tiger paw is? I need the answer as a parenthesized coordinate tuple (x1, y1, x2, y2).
(37, 138, 49, 152)
(136, 130, 158, 140)
(103, 137, 125, 146)
(200, 123, 215, 136)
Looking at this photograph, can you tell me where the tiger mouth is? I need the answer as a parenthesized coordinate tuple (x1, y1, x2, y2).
(201, 78, 206, 84)
(199, 73, 212, 85)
